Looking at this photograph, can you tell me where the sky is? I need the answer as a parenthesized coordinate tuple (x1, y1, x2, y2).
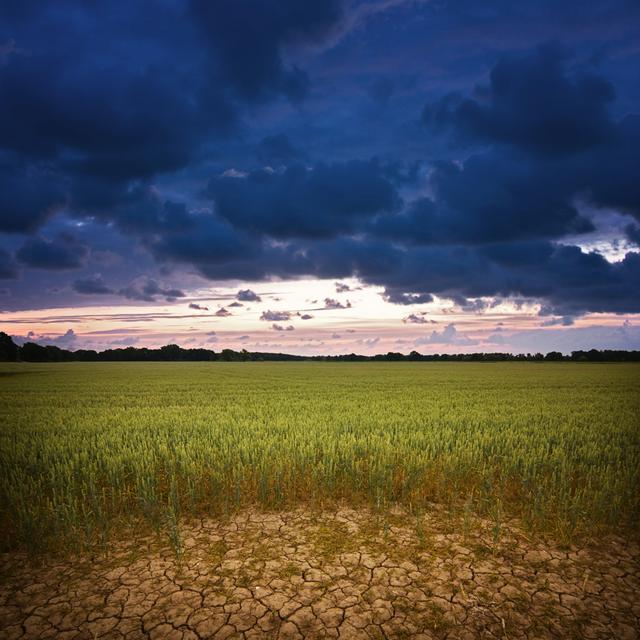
(1, 0, 639, 355)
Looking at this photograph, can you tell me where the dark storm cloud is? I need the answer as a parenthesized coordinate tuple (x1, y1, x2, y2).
(423, 45, 616, 156)
(16, 236, 88, 270)
(78, 187, 196, 235)
(0, 157, 66, 233)
(382, 291, 434, 306)
(148, 214, 261, 279)
(0, 51, 223, 180)
(0, 30, 232, 227)
(148, 235, 401, 293)
(189, 302, 209, 311)
(625, 223, 640, 246)
(0, 0, 344, 241)
(371, 153, 594, 245)
(585, 115, 640, 220)
(0, 247, 17, 279)
(0, 2, 230, 248)
(190, 0, 343, 102)
(418, 47, 640, 230)
(1, 2, 639, 319)
(257, 134, 302, 164)
(336, 41, 637, 314)
(300, 237, 404, 281)
(209, 160, 400, 239)
(119, 278, 185, 302)
(73, 275, 114, 295)
(375, 242, 640, 316)
(372, 50, 640, 249)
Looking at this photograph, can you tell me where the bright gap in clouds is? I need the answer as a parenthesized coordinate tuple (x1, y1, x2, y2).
(561, 202, 639, 263)
(4, 277, 639, 355)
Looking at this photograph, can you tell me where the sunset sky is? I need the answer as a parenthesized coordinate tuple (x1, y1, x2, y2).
(1, 0, 639, 355)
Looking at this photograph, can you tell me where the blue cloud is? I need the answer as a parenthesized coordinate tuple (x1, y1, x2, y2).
(209, 160, 400, 239)
(423, 44, 616, 156)
(0, 247, 17, 279)
(17, 236, 88, 270)
(0, 1, 639, 319)
(73, 275, 114, 295)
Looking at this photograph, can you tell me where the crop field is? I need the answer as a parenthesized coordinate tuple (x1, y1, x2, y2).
(1, 361, 638, 555)
(2, 361, 640, 639)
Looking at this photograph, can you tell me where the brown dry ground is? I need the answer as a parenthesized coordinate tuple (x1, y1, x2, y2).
(0, 507, 638, 640)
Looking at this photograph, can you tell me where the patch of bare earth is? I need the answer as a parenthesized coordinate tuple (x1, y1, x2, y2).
(0, 507, 638, 639)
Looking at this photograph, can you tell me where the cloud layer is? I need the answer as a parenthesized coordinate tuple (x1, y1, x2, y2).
(0, 0, 638, 326)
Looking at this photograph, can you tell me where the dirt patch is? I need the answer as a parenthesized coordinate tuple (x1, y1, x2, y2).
(0, 506, 638, 639)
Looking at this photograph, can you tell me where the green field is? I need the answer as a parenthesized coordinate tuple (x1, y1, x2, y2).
(1, 362, 638, 553)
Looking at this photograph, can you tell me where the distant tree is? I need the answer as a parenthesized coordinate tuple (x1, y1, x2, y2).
(74, 349, 99, 361)
(20, 342, 50, 361)
(159, 344, 182, 361)
(0, 332, 19, 361)
(588, 348, 604, 362)
(45, 345, 70, 362)
(2, 334, 637, 363)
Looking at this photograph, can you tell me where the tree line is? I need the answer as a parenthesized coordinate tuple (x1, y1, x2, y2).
(1, 332, 639, 363)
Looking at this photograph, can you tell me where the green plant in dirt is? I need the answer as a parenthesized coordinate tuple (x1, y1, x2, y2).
(165, 474, 182, 559)
(0, 361, 638, 554)
(462, 493, 474, 539)
(279, 562, 300, 579)
(415, 513, 424, 543)
(490, 498, 503, 545)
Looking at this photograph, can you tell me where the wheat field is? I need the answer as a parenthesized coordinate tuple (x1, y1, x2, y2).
(1, 362, 638, 554)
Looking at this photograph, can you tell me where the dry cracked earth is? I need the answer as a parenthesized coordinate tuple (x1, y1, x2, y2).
(0, 507, 638, 640)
